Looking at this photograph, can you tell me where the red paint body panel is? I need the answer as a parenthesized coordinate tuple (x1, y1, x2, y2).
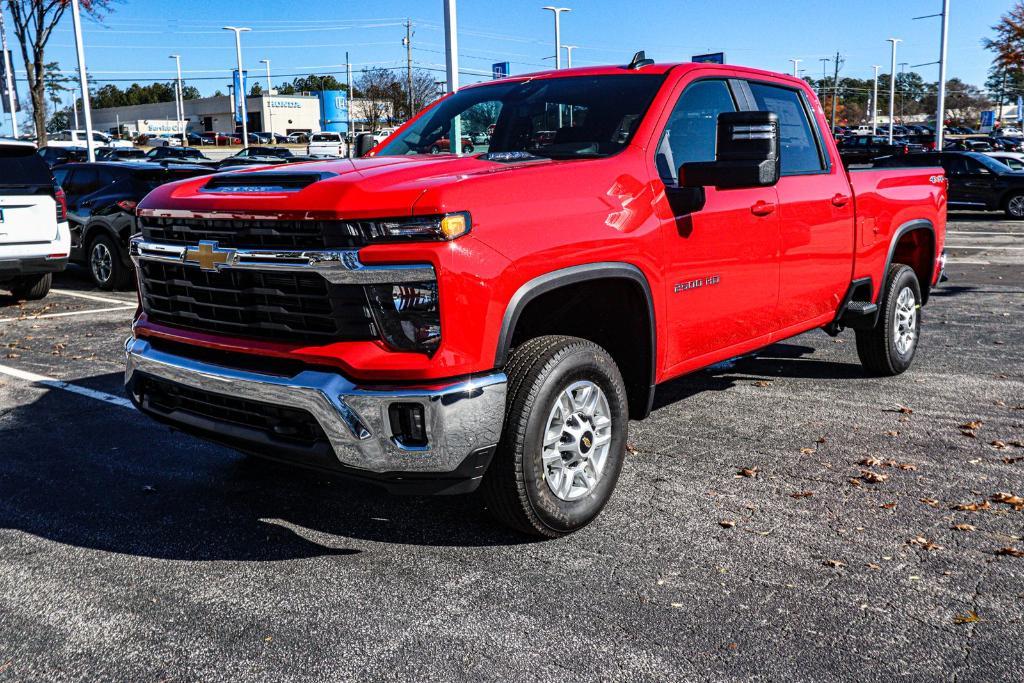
(133, 63, 947, 387)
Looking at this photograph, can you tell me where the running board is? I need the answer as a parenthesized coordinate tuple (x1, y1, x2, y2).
(838, 301, 879, 329)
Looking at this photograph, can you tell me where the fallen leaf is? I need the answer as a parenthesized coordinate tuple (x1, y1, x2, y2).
(952, 501, 991, 512)
(1004, 456, 1024, 465)
(860, 456, 883, 467)
(880, 501, 898, 510)
(908, 536, 943, 551)
(952, 523, 976, 532)
(737, 467, 759, 478)
(625, 443, 639, 455)
(790, 491, 814, 499)
(799, 447, 815, 455)
(885, 430, 900, 437)
(996, 547, 1024, 558)
(896, 405, 914, 415)
(990, 440, 1008, 450)
(860, 470, 889, 484)
(961, 420, 983, 430)
(953, 611, 981, 625)
(991, 492, 1024, 506)
(823, 559, 846, 568)
(849, 478, 863, 487)
(719, 520, 736, 528)
(960, 429, 978, 438)
(897, 463, 918, 471)
(670, 602, 684, 608)
(866, 562, 882, 570)
(920, 498, 940, 507)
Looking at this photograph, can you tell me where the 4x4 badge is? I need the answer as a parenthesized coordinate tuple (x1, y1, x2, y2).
(184, 240, 236, 272)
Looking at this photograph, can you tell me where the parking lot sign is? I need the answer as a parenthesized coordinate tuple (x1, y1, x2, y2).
(232, 69, 247, 125)
(492, 62, 510, 80)
(980, 110, 995, 133)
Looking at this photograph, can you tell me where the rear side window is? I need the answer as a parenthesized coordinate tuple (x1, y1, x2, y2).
(0, 145, 54, 186)
(656, 79, 736, 182)
(748, 83, 825, 175)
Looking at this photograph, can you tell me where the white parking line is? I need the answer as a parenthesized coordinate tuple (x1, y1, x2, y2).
(50, 289, 135, 306)
(945, 245, 1024, 250)
(0, 363, 135, 410)
(0, 305, 135, 323)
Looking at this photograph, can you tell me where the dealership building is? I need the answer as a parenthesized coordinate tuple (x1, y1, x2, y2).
(89, 91, 387, 138)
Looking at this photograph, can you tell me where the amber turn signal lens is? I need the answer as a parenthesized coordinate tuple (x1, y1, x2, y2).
(439, 213, 469, 240)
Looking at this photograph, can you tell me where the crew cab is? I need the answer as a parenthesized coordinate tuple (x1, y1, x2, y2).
(306, 132, 346, 157)
(124, 57, 947, 537)
(0, 140, 70, 300)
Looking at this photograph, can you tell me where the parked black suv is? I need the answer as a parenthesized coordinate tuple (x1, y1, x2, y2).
(37, 145, 88, 168)
(877, 150, 1024, 218)
(52, 162, 213, 288)
(144, 146, 213, 163)
(837, 135, 914, 165)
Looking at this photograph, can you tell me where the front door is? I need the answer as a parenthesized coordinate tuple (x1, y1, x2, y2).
(941, 154, 996, 208)
(652, 78, 781, 371)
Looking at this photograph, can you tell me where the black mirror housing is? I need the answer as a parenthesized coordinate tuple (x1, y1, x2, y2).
(355, 133, 376, 158)
(678, 111, 781, 189)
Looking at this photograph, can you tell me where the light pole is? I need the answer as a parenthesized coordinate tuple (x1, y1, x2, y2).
(223, 26, 251, 148)
(169, 54, 186, 146)
(563, 44, 578, 68)
(0, 10, 18, 138)
(542, 7, 571, 70)
(887, 38, 901, 144)
(70, 0, 95, 161)
(260, 58, 272, 140)
(443, 0, 461, 156)
(871, 65, 880, 133)
(789, 58, 802, 77)
(935, 0, 950, 149)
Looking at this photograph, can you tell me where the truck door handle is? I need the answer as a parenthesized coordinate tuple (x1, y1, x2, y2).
(750, 200, 776, 216)
(831, 193, 851, 207)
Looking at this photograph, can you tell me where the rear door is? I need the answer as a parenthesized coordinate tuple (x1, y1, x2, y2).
(0, 146, 58, 246)
(741, 80, 855, 328)
(940, 154, 992, 208)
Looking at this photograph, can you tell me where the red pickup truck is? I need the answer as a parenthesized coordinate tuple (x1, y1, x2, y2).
(125, 57, 947, 537)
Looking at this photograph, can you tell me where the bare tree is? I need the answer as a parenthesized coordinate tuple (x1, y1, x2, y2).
(355, 67, 397, 131)
(6, 0, 110, 143)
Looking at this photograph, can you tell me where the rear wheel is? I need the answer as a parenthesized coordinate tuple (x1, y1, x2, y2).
(87, 233, 130, 290)
(855, 264, 922, 376)
(462, 144, 473, 153)
(10, 273, 52, 301)
(481, 335, 629, 538)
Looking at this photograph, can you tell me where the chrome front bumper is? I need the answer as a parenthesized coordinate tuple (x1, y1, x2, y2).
(124, 337, 507, 478)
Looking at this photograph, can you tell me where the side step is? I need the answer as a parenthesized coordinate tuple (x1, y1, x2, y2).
(839, 301, 878, 329)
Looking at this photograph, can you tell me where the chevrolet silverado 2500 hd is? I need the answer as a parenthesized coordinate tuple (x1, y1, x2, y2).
(124, 57, 947, 537)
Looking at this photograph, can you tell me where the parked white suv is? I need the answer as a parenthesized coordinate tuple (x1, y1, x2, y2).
(49, 129, 133, 149)
(0, 140, 70, 300)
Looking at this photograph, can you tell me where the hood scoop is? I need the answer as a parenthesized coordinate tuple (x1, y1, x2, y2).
(201, 171, 337, 193)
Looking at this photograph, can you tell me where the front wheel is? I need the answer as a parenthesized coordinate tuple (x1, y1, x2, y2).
(88, 233, 130, 290)
(855, 264, 922, 376)
(481, 335, 629, 538)
(1005, 192, 1024, 219)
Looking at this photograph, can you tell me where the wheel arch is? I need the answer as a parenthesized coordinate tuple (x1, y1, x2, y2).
(884, 219, 936, 304)
(494, 262, 657, 420)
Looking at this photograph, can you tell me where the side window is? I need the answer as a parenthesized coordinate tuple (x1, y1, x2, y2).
(747, 83, 825, 175)
(74, 168, 99, 195)
(655, 79, 736, 183)
(942, 157, 968, 176)
(962, 158, 988, 174)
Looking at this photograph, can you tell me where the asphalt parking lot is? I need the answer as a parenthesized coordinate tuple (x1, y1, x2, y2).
(0, 214, 1022, 682)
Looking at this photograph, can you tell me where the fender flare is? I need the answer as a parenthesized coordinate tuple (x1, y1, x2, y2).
(82, 216, 134, 266)
(883, 218, 936, 304)
(493, 262, 658, 417)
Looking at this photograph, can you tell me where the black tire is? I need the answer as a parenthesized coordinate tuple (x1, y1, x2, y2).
(10, 273, 52, 301)
(87, 233, 130, 290)
(855, 264, 922, 376)
(481, 335, 629, 538)
(429, 145, 440, 155)
(1005, 192, 1024, 219)
(462, 144, 473, 154)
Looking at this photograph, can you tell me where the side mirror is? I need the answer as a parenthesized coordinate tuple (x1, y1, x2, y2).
(678, 111, 781, 189)
(355, 133, 376, 158)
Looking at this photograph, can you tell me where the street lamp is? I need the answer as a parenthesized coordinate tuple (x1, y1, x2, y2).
(871, 65, 881, 133)
(789, 58, 802, 78)
(70, 0, 95, 161)
(542, 7, 571, 70)
(563, 44, 578, 69)
(887, 38, 901, 144)
(223, 26, 251, 148)
(260, 58, 272, 140)
(169, 54, 185, 146)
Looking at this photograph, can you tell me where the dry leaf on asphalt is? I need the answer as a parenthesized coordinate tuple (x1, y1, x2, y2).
(952, 523, 976, 532)
(860, 456, 883, 466)
(737, 467, 759, 478)
(953, 611, 982, 625)
(719, 520, 736, 529)
(823, 559, 846, 568)
(625, 443, 639, 455)
(790, 491, 814, 499)
(896, 405, 914, 415)
(752, 380, 772, 388)
(920, 498, 940, 507)
(860, 470, 888, 484)
(990, 440, 1008, 450)
(996, 547, 1024, 558)
(880, 502, 898, 510)
(961, 420, 984, 430)
(952, 501, 992, 512)
(908, 536, 943, 551)
(991, 492, 1024, 508)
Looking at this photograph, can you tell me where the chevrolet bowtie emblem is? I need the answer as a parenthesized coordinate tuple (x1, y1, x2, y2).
(184, 240, 235, 272)
(582, 435, 592, 449)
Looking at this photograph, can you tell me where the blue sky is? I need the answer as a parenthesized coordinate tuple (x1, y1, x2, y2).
(15, 0, 1010, 101)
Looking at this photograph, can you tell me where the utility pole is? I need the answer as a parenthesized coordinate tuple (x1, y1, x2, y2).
(260, 59, 272, 139)
(403, 19, 414, 120)
(346, 52, 353, 155)
(818, 57, 830, 104)
(223, 26, 251, 148)
(0, 10, 18, 138)
(830, 52, 842, 131)
(935, 0, 950, 149)
(70, 0, 95, 162)
(872, 65, 881, 133)
(443, 0, 461, 156)
(789, 58, 801, 78)
(887, 38, 901, 144)
(170, 55, 186, 147)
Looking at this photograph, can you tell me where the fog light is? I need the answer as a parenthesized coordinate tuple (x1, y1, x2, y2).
(388, 402, 427, 448)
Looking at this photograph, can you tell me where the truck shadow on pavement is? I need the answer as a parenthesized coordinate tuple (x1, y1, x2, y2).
(651, 342, 864, 409)
(0, 374, 530, 561)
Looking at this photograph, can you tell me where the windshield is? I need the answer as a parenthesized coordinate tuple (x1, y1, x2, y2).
(376, 74, 664, 160)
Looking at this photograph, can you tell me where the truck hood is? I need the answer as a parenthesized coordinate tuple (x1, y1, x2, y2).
(137, 154, 565, 220)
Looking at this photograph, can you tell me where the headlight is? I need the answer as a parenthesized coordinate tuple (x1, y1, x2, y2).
(333, 212, 471, 244)
(367, 282, 441, 354)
